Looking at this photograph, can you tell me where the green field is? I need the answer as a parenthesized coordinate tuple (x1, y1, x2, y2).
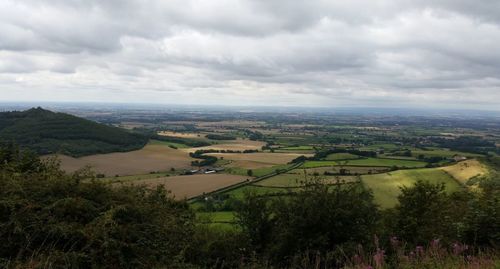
(197, 211, 236, 223)
(324, 153, 361, 161)
(225, 163, 295, 177)
(362, 168, 462, 208)
(302, 158, 427, 168)
(224, 185, 291, 199)
(360, 143, 401, 151)
(257, 171, 357, 187)
(411, 148, 484, 158)
(279, 145, 315, 150)
(100, 171, 179, 183)
(297, 166, 390, 176)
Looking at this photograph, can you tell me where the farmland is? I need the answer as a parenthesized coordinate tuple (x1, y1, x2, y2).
(52, 142, 194, 176)
(208, 152, 312, 168)
(181, 138, 266, 152)
(440, 159, 488, 185)
(361, 168, 462, 208)
(36, 107, 498, 230)
(301, 158, 428, 168)
(2, 105, 499, 269)
(116, 173, 249, 199)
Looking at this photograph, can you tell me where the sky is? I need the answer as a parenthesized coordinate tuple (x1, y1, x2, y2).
(1, 1, 500, 110)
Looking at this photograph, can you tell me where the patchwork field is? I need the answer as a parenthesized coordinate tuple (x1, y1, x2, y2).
(302, 158, 427, 168)
(158, 131, 204, 138)
(362, 168, 462, 208)
(117, 173, 249, 199)
(225, 163, 295, 177)
(324, 153, 362, 161)
(256, 172, 358, 187)
(182, 138, 266, 152)
(208, 152, 311, 166)
(52, 143, 194, 176)
(291, 166, 390, 175)
(225, 185, 290, 199)
(440, 159, 488, 184)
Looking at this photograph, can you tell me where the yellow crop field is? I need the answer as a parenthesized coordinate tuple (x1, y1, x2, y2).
(52, 144, 194, 176)
(182, 138, 266, 152)
(117, 173, 249, 199)
(440, 159, 488, 184)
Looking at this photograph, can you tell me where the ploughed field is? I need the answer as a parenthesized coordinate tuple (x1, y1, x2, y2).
(181, 138, 266, 152)
(208, 152, 313, 169)
(50, 143, 194, 176)
(115, 173, 249, 200)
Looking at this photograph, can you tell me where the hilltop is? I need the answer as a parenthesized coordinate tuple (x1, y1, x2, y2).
(0, 107, 148, 157)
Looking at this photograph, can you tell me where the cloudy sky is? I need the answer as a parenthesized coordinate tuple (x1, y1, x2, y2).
(1, 0, 500, 109)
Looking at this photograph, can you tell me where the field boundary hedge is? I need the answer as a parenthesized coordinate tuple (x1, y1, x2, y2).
(187, 161, 303, 202)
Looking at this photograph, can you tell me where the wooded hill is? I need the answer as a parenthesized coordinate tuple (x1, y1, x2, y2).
(0, 107, 148, 157)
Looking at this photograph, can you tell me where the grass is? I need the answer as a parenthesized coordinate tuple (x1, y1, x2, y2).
(279, 145, 315, 150)
(361, 143, 401, 150)
(197, 211, 236, 223)
(225, 163, 295, 177)
(302, 158, 427, 168)
(100, 171, 179, 183)
(257, 172, 358, 187)
(296, 166, 391, 176)
(324, 153, 361, 161)
(256, 173, 307, 187)
(439, 159, 488, 185)
(362, 168, 462, 208)
(224, 185, 291, 199)
(411, 148, 484, 158)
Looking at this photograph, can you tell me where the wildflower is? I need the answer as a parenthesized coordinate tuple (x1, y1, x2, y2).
(416, 246, 424, 256)
(353, 254, 363, 265)
(452, 242, 469, 255)
(430, 239, 440, 249)
(390, 236, 399, 248)
(373, 249, 385, 269)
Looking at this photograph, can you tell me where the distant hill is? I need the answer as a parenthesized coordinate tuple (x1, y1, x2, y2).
(0, 107, 148, 157)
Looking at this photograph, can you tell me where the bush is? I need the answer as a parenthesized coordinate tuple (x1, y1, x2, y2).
(0, 144, 195, 268)
(236, 180, 379, 264)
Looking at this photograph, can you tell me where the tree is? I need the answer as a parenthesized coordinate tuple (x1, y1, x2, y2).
(394, 180, 455, 245)
(269, 182, 379, 259)
(0, 144, 195, 268)
(235, 192, 273, 252)
(236, 180, 379, 262)
(247, 169, 253, 177)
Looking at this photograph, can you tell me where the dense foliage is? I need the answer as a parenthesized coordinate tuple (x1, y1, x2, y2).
(430, 136, 497, 155)
(205, 134, 236, 140)
(152, 134, 211, 147)
(0, 143, 195, 268)
(0, 108, 148, 157)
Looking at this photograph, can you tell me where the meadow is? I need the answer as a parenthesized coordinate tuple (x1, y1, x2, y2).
(301, 158, 428, 168)
(181, 138, 266, 152)
(440, 159, 488, 184)
(361, 168, 462, 208)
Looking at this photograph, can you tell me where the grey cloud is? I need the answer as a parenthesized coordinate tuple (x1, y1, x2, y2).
(0, 0, 499, 109)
